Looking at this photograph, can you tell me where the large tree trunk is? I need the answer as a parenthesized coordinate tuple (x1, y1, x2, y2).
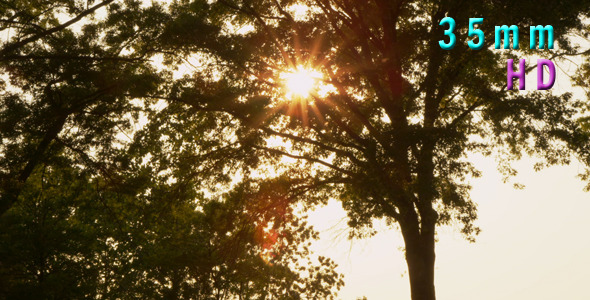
(401, 220, 437, 300)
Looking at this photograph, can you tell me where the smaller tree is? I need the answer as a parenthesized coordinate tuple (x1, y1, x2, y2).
(0, 150, 344, 299)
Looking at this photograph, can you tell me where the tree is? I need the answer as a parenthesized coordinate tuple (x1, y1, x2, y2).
(0, 0, 344, 298)
(138, 1, 590, 300)
(0, 0, 159, 216)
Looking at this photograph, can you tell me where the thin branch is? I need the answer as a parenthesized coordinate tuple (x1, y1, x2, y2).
(252, 145, 355, 177)
(0, 0, 115, 59)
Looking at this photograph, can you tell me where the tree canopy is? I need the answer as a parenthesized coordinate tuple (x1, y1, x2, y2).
(0, 0, 343, 298)
(1, 0, 590, 299)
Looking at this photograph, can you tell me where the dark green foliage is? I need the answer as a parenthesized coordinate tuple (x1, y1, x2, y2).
(0, 161, 343, 299)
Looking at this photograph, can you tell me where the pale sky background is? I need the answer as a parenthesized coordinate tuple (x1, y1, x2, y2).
(307, 53, 590, 300)
(309, 157, 590, 300)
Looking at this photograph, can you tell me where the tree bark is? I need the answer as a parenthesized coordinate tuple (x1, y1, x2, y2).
(400, 213, 437, 300)
(404, 230, 436, 300)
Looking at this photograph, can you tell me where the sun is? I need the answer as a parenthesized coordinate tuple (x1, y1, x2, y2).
(280, 67, 322, 99)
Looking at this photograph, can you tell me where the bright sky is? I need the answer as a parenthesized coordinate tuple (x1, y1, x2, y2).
(309, 156, 590, 300)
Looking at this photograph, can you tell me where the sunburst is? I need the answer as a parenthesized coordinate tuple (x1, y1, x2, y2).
(280, 66, 323, 100)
